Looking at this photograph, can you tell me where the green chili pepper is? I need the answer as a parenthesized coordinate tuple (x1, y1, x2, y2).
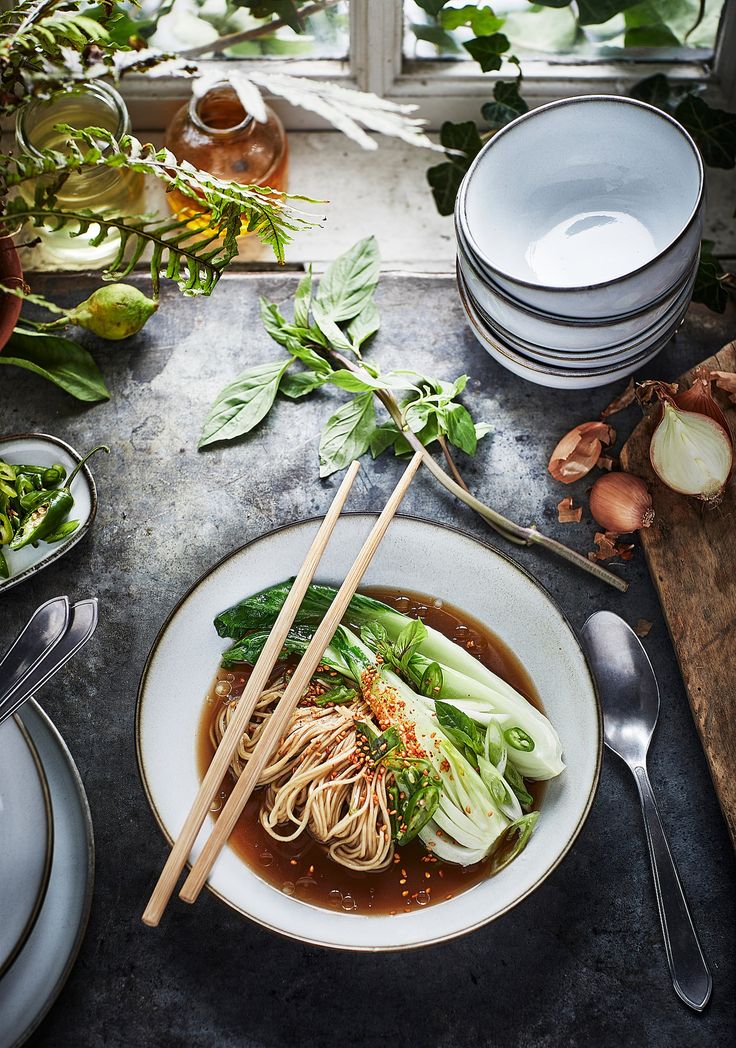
(19, 488, 54, 513)
(0, 479, 17, 501)
(44, 519, 80, 544)
(15, 463, 66, 486)
(0, 511, 14, 545)
(16, 474, 40, 501)
(0, 549, 9, 580)
(503, 727, 535, 752)
(0, 460, 17, 483)
(10, 444, 109, 551)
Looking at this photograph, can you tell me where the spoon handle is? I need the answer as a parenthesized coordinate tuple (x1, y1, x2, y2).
(633, 765, 712, 1012)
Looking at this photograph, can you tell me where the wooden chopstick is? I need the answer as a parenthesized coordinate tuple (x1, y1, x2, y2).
(142, 459, 361, 927)
(179, 450, 423, 904)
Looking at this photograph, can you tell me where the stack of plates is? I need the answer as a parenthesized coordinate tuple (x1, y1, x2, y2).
(0, 703, 94, 1048)
(455, 96, 704, 390)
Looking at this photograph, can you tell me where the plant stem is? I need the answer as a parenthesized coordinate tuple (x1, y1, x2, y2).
(329, 350, 628, 592)
(180, 1, 339, 59)
(438, 435, 469, 491)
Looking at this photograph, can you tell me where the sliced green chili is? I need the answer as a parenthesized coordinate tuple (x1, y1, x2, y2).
(504, 726, 535, 752)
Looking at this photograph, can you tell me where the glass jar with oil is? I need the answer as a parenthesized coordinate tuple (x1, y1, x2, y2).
(15, 82, 144, 267)
(163, 83, 288, 231)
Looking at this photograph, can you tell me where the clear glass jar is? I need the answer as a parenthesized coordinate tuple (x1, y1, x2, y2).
(164, 83, 288, 231)
(15, 81, 144, 267)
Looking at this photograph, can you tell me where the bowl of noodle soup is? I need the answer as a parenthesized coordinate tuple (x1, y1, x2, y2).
(136, 515, 601, 950)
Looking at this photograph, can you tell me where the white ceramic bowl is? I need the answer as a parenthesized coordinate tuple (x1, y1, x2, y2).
(457, 231, 699, 353)
(137, 515, 601, 951)
(460, 262, 697, 370)
(457, 95, 704, 319)
(459, 270, 683, 390)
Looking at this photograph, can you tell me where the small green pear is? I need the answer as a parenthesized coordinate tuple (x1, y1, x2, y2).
(65, 284, 158, 341)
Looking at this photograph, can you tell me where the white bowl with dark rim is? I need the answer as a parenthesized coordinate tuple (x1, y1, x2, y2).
(457, 231, 699, 354)
(137, 515, 601, 951)
(456, 95, 704, 320)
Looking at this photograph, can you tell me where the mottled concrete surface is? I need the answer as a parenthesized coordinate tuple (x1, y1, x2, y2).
(2, 273, 735, 1048)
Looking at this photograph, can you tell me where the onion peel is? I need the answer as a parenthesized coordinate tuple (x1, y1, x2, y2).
(601, 379, 636, 419)
(557, 496, 582, 524)
(548, 422, 615, 484)
(588, 531, 635, 563)
(711, 370, 736, 406)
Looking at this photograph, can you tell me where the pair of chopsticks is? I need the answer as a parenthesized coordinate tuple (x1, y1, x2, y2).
(142, 451, 422, 926)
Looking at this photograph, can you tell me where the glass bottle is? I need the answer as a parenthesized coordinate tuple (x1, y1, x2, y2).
(15, 81, 144, 267)
(163, 83, 288, 231)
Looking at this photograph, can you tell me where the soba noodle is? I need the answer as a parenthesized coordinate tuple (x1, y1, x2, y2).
(211, 679, 394, 872)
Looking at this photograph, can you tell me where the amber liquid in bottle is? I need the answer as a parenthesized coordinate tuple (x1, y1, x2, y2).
(164, 85, 289, 234)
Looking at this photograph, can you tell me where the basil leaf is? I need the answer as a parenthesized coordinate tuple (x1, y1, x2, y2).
(0, 329, 110, 402)
(444, 402, 478, 455)
(311, 301, 356, 353)
(313, 683, 358, 707)
(279, 369, 327, 399)
(463, 33, 509, 73)
(314, 235, 380, 323)
(394, 618, 427, 662)
(355, 721, 403, 766)
(199, 359, 291, 448)
(434, 700, 484, 762)
(327, 369, 387, 393)
(285, 340, 331, 375)
(293, 265, 312, 328)
(318, 393, 376, 477)
(504, 761, 534, 809)
(419, 661, 443, 698)
(370, 422, 401, 458)
(347, 299, 380, 349)
(259, 298, 291, 346)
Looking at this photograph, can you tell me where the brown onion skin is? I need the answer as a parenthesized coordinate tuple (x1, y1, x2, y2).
(589, 472, 654, 533)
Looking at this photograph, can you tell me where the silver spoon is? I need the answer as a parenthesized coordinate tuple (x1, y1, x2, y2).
(0, 598, 98, 727)
(581, 610, 712, 1012)
(0, 595, 70, 701)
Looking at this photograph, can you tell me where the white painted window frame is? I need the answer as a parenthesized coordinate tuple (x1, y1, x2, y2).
(122, 0, 736, 131)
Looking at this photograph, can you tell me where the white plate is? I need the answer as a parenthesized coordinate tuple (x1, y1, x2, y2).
(0, 434, 98, 595)
(137, 515, 601, 952)
(0, 700, 95, 1048)
(459, 269, 683, 390)
(0, 715, 52, 978)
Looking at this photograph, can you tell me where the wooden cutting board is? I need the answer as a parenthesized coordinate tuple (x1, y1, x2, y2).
(621, 340, 736, 848)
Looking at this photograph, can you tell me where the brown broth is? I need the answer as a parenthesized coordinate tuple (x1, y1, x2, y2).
(197, 587, 546, 915)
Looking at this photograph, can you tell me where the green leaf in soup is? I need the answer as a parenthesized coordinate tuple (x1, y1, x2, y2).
(674, 93, 736, 169)
(0, 329, 110, 402)
(318, 393, 376, 477)
(279, 369, 327, 400)
(481, 78, 529, 130)
(488, 812, 539, 874)
(198, 359, 291, 448)
(504, 760, 534, 809)
(463, 33, 509, 72)
(313, 683, 358, 707)
(314, 236, 380, 324)
(444, 402, 478, 455)
(355, 721, 403, 766)
(434, 699, 485, 762)
(293, 265, 312, 328)
(418, 661, 443, 698)
(347, 299, 380, 350)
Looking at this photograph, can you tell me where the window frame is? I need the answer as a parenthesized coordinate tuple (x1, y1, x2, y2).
(121, 0, 736, 131)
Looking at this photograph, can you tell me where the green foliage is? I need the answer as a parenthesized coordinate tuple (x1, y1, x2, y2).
(0, 327, 110, 402)
(481, 77, 529, 130)
(692, 241, 736, 314)
(200, 237, 490, 473)
(463, 32, 510, 72)
(426, 120, 483, 216)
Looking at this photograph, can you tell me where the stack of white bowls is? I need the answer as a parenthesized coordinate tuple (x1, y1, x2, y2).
(455, 95, 704, 389)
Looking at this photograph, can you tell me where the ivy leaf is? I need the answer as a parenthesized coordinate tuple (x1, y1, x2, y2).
(0, 328, 109, 402)
(481, 78, 529, 130)
(531, 1, 573, 7)
(199, 359, 291, 448)
(293, 265, 312, 328)
(347, 299, 380, 349)
(576, 0, 641, 26)
(410, 23, 459, 51)
(415, 0, 450, 15)
(629, 73, 672, 110)
(426, 120, 483, 216)
(279, 369, 327, 399)
(674, 93, 736, 169)
(624, 24, 680, 47)
(444, 402, 478, 455)
(463, 33, 510, 72)
(441, 5, 503, 34)
(691, 242, 730, 313)
(315, 235, 380, 323)
(318, 393, 376, 477)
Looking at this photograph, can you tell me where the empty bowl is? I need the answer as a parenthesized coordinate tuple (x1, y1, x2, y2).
(457, 95, 704, 319)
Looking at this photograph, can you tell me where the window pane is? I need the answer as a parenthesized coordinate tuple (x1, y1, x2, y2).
(404, 1, 725, 62)
(119, 0, 349, 60)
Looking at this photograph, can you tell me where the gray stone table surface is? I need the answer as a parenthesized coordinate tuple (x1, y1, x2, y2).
(2, 272, 735, 1048)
